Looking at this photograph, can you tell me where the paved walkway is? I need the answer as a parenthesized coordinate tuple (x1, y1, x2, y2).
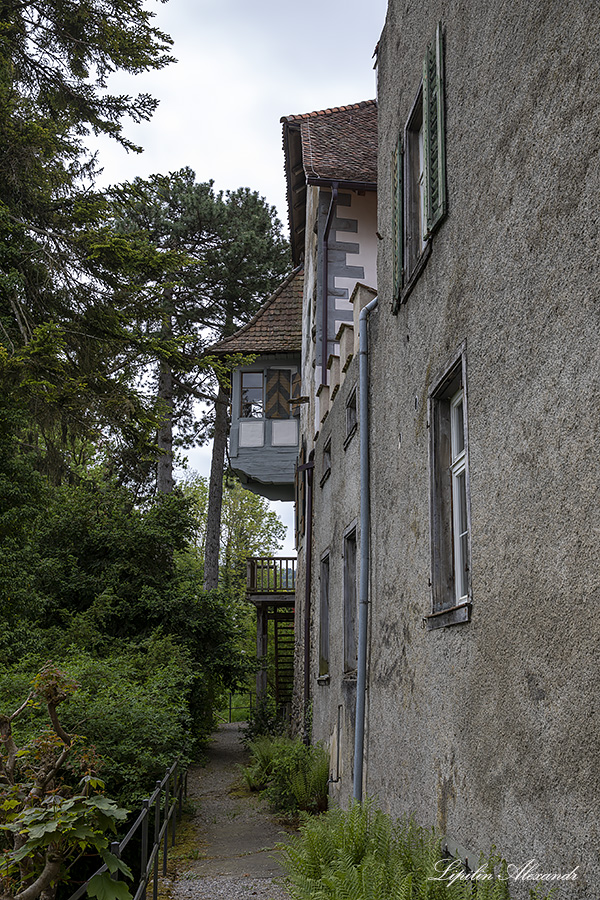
(168, 723, 291, 900)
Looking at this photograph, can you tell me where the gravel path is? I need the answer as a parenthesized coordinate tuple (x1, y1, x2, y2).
(167, 723, 292, 900)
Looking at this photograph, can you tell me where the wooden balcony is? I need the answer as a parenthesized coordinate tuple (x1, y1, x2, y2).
(246, 557, 296, 709)
(246, 556, 296, 597)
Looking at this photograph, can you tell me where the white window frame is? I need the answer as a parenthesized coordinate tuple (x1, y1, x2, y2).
(404, 86, 426, 280)
(450, 388, 468, 604)
(240, 370, 264, 419)
(343, 525, 358, 674)
(427, 350, 472, 629)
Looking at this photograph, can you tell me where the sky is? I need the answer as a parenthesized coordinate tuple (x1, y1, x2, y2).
(93, 0, 388, 552)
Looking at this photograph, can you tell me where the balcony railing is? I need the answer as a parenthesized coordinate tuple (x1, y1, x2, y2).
(247, 556, 296, 594)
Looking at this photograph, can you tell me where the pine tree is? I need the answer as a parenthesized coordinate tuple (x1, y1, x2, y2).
(0, 0, 175, 482)
(108, 169, 290, 497)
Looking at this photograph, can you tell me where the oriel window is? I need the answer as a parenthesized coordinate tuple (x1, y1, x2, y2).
(240, 372, 263, 418)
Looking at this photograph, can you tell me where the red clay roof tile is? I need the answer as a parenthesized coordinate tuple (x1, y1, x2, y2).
(208, 267, 303, 356)
(282, 99, 377, 184)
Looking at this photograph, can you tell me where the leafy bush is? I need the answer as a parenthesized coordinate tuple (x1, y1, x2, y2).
(242, 694, 286, 745)
(278, 800, 552, 900)
(0, 665, 132, 900)
(244, 736, 329, 817)
(243, 735, 290, 792)
(0, 636, 194, 806)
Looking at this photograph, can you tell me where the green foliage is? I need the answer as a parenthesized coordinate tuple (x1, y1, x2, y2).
(2, 791, 132, 900)
(243, 735, 288, 792)
(0, 475, 252, 796)
(184, 473, 286, 601)
(0, 641, 192, 808)
(0, 0, 177, 487)
(278, 801, 553, 900)
(242, 695, 286, 745)
(105, 169, 291, 482)
(0, 666, 133, 900)
(244, 736, 329, 817)
(58, 640, 194, 805)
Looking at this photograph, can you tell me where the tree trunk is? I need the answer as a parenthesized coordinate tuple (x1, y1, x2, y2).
(156, 358, 174, 493)
(157, 296, 175, 494)
(203, 381, 230, 589)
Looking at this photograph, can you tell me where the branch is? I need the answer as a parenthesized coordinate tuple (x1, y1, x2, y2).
(14, 858, 62, 900)
(47, 703, 71, 748)
(27, 745, 72, 803)
(10, 694, 34, 723)
(0, 715, 17, 784)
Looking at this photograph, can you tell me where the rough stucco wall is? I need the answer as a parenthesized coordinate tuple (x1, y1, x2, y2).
(292, 184, 320, 733)
(370, 1, 600, 895)
(311, 351, 362, 808)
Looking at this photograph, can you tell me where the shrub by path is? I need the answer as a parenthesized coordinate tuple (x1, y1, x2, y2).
(167, 723, 291, 900)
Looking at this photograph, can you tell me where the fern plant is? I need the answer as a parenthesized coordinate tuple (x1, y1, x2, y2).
(277, 800, 554, 900)
(242, 735, 330, 816)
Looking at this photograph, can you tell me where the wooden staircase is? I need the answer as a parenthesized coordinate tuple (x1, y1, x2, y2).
(246, 557, 296, 711)
(273, 607, 295, 707)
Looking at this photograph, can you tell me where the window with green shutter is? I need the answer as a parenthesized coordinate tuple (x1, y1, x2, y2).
(423, 22, 447, 235)
(392, 21, 447, 311)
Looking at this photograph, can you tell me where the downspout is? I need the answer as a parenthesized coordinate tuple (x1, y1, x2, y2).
(300, 453, 315, 743)
(320, 183, 339, 385)
(353, 295, 379, 802)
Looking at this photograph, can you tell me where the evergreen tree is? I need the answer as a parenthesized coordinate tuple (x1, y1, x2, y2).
(108, 168, 290, 494)
(0, 0, 175, 483)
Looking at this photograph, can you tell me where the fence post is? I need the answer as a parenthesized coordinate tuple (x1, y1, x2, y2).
(110, 842, 120, 882)
(140, 798, 149, 900)
(153, 780, 161, 900)
(172, 770, 177, 846)
(162, 776, 170, 875)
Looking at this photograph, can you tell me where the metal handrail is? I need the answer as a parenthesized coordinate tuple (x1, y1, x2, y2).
(246, 556, 296, 594)
(66, 760, 187, 900)
(215, 692, 255, 724)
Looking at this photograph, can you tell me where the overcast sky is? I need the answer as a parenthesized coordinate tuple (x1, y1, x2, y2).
(93, 0, 388, 550)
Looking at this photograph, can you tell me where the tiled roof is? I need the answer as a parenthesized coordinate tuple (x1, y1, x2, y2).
(282, 100, 378, 263)
(208, 267, 303, 356)
(282, 100, 377, 184)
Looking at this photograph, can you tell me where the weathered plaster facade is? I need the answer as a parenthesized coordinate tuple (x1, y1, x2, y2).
(219, 7, 600, 888)
(350, 1, 600, 894)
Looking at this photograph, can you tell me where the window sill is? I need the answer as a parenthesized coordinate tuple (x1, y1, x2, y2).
(317, 674, 330, 685)
(425, 601, 471, 631)
(342, 671, 357, 683)
(320, 468, 331, 488)
(394, 241, 432, 313)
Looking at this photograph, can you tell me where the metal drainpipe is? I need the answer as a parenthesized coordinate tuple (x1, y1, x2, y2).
(300, 453, 315, 743)
(353, 295, 379, 802)
(320, 183, 338, 386)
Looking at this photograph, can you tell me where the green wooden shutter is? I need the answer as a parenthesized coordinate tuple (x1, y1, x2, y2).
(423, 21, 447, 236)
(392, 131, 403, 309)
(266, 369, 290, 418)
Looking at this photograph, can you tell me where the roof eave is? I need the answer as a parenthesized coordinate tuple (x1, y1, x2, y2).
(282, 120, 306, 267)
(305, 176, 377, 192)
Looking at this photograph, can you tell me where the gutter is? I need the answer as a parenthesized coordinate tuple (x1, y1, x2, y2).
(320, 182, 338, 385)
(353, 294, 378, 802)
